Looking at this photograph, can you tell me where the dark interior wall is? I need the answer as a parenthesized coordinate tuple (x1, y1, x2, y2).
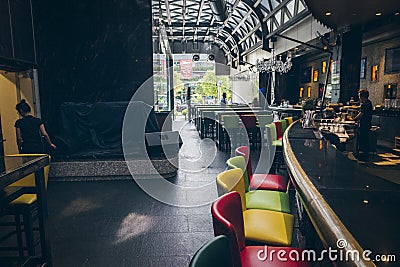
(32, 0, 153, 131)
(339, 26, 362, 103)
(0, 0, 35, 68)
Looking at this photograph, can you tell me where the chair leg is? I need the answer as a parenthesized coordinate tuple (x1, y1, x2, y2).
(14, 214, 24, 257)
(23, 212, 35, 256)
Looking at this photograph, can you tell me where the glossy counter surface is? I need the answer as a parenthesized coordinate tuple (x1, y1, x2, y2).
(284, 122, 400, 267)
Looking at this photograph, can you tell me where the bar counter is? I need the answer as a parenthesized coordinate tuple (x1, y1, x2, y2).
(283, 121, 400, 267)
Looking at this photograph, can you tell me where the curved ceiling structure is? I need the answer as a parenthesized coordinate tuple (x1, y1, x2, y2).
(152, 0, 310, 66)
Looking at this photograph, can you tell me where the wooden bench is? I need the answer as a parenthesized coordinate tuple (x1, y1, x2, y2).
(395, 136, 400, 148)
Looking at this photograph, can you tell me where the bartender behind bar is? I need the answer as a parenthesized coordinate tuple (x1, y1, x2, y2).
(352, 89, 373, 160)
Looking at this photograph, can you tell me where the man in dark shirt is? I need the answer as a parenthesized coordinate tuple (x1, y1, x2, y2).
(353, 89, 373, 158)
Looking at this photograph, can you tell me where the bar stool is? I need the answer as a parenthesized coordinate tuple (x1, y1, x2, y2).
(273, 121, 283, 140)
(256, 114, 273, 149)
(189, 235, 232, 267)
(240, 115, 258, 151)
(212, 191, 294, 246)
(212, 191, 311, 267)
(216, 168, 291, 213)
(222, 115, 242, 152)
(1, 154, 51, 257)
(235, 146, 288, 192)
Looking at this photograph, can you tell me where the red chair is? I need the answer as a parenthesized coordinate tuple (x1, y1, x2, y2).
(235, 146, 288, 192)
(212, 191, 312, 267)
(274, 121, 283, 140)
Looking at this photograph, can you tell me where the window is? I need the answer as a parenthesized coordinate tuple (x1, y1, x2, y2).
(384, 83, 397, 99)
(371, 65, 379, 82)
(313, 69, 319, 82)
(385, 46, 400, 74)
(300, 66, 312, 83)
(321, 61, 327, 74)
(307, 86, 311, 98)
(299, 87, 304, 98)
(360, 58, 366, 79)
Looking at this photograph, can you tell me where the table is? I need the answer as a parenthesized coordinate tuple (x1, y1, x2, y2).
(0, 155, 52, 266)
(284, 122, 400, 266)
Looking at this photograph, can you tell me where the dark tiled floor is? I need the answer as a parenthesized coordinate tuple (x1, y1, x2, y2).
(46, 117, 228, 266)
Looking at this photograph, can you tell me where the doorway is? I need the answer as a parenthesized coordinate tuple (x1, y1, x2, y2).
(0, 69, 37, 155)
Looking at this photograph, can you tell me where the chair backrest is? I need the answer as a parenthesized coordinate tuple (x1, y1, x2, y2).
(257, 114, 273, 128)
(211, 191, 245, 267)
(226, 156, 249, 191)
(189, 235, 233, 267)
(266, 123, 277, 141)
(285, 116, 293, 125)
(240, 115, 257, 128)
(235, 146, 253, 178)
(273, 121, 283, 139)
(223, 115, 240, 129)
(280, 119, 288, 133)
(8, 154, 51, 189)
(216, 168, 246, 211)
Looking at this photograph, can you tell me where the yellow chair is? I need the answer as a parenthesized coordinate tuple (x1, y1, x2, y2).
(216, 169, 294, 246)
(4, 154, 51, 256)
(285, 116, 293, 125)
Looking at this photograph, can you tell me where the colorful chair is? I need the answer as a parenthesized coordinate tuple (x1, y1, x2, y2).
(212, 192, 304, 264)
(256, 114, 274, 149)
(285, 116, 294, 125)
(235, 146, 288, 192)
(240, 115, 258, 151)
(189, 235, 233, 267)
(216, 168, 290, 213)
(266, 123, 282, 147)
(273, 121, 283, 140)
(280, 119, 288, 134)
(221, 115, 242, 152)
(227, 155, 287, 192)
(266, 125, 285, 171)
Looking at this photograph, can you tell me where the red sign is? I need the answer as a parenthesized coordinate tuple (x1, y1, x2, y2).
(180, 60, 193, 79)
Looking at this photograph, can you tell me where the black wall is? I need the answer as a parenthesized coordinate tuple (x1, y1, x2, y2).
(0, 0, 36, 70)
(33, 0, 153, 131)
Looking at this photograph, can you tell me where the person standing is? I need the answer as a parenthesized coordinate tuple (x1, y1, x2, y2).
(186, 86, 192, 120)
(353, 89, 373, 158)
(220, 92, 227, 105)
(15, 100, 56, 153)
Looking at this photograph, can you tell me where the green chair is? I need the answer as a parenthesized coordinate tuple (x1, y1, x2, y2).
(189, 235, 233, 267)
(221, 115, 242, 152)
(280, 119, 288, 134)
(266, 124, 285, 171)
(256, 114, 273, 149)
(266, 123, 282, 147)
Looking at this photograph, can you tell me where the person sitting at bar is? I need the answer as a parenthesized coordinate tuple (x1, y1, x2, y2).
(352, 89, 373, 159)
